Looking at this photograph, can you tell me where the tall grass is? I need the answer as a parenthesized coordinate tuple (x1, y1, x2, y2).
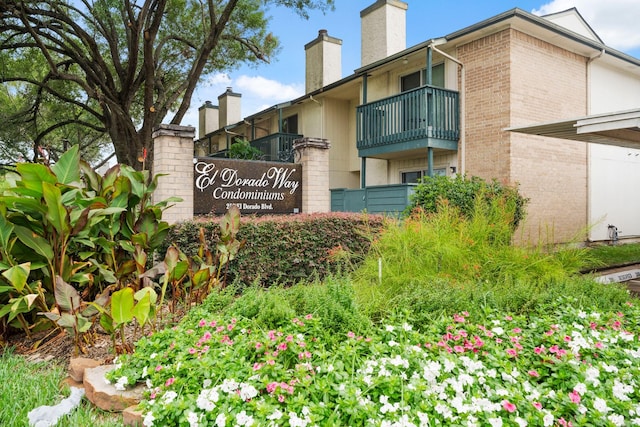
(353, 197, 629, 323)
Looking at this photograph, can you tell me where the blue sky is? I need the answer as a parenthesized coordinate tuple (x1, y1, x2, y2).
(183, 0, 640, 135)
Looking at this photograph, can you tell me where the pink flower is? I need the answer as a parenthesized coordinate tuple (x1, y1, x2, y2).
(255, 342, 263, 349)
(189, 348, 197, 354)
(532, 402, 542, 410)
(506, 348, 517, 357)
(209, 320, 217, 327)
(502, 400, 516, 413)
(512, 328, 522, 333)
(155, 365, 163, 371)
(285, 335, 294, 342)
(277, 343, 288, 351)
(595, 342, 603, 349)
(528, 370, 540, 377)
(305, 314, 313, 320)
(534, 346, 544, 354)
(165, 377, 175, 387)
(266, 382, 278, 393)
(564, 335, 572, 342)
(453, 314, 466, 323)
(505, 315, 513, 321)
(347, 331, 356, 338)
(253, 363, 263, 371)
(278, 394, 285, 403)
(569, 390, 581, 404)
(268, 330, 277, 341)
(454, 345, 465, 353)
(198, 319, 207, 327)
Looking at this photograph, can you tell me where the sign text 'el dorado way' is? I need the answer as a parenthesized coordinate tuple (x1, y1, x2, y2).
(193, 158, 302, 215)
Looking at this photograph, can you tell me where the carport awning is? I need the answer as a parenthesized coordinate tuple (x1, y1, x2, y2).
(506, 109, 640, 149)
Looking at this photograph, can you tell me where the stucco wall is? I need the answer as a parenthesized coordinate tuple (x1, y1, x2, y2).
(588, 60, 640, 240)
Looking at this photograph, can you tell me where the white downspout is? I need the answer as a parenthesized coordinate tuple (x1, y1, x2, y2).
(429, 43, 465, 174)
(586, 49, 605, 241)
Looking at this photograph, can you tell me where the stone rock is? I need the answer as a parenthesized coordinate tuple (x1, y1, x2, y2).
(123, 405, 144, 426)
(68, 357, 102, 382)
(84, 365, 145, 412)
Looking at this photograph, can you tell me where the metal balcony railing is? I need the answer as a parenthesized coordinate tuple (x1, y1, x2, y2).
(356, 85, 459, 152)
(250, 132, 302, 162)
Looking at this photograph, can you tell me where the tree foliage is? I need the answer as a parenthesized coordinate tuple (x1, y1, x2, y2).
(0, 0, 333, 167)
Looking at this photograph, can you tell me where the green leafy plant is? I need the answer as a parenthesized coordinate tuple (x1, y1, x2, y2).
(228, 138, 264, 160)
(0, 145, 179, 344)
(405, 174, 528, 230)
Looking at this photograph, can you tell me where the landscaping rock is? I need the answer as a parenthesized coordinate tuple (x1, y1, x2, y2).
(68, 357, 102, 382)
(123, 405, 144, 426)
(84, 365, 145, 412)
(61, 376, 84, 390)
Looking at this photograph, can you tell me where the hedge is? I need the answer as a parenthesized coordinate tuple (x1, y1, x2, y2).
(160, 212, 386, 287)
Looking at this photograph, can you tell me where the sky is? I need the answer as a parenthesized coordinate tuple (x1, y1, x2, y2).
(182, 0, 640, 137)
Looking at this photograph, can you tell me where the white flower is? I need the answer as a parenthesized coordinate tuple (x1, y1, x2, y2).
(186, 411, 199, 427)
(115, 376, 128, 391)
(608, 414, 626, 426)
(215, 413, 226, 427)
(388, 340, 399, 347)
(543, 412, 554, 427)
(402, 322, 413, 331)
(150, 353, 157, 359)
(236, 410, 254, 426)
(594, 397, 610, 413)
(267, 409, 283, 420)
(515, 417, 528, 427)
(488, 417, 503, 427)
(385, 325, 395, 332)
(162, 391, 177, 404)
(491, 326, 504, 335)
(203, 379, 212, 388)
(142, 366, 148, 378)
(574, 382, 587, 394)
(220, 378, 239, 393)
(143, 411, 155, 427)
(612, 379, 633, 401)
(239, 383, 258, 401)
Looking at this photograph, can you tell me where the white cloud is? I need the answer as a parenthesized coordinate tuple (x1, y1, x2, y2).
(205, 72, 232, 87)
(532, 0, 640, 51)
(235, 75, 304, 101)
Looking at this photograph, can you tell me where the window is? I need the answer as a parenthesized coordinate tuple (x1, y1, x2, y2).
(281, 114, 298, 134)
(400, 63, 445, 92)
(401, 168, 446, 183)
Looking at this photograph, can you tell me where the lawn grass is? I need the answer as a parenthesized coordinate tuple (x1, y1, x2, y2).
(583, 242, 640, 270)
(0, 349, 122, 427)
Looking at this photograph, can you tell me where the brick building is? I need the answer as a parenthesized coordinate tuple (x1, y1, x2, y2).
(197, 1, 640, 244)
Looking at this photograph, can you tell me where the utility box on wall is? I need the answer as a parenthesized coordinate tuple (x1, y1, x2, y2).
(193, 157, 302, 215)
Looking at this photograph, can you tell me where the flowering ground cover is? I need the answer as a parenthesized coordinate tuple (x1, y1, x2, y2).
(110, 296, 640, 426)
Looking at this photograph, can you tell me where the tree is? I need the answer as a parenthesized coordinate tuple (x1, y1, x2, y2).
(0, 0, 333, 168)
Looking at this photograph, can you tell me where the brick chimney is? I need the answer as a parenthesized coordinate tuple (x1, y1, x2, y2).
(360, 0, 408, 67)
(218, 87, 242, 127)
(305, 29, 342, 93)
(198, 100, 219, 138)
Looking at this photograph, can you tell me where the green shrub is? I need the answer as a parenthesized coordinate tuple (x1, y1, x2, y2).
(354, 197, 628, 324)
(405, 174, 528, 230)
(163, 213, 386, 288)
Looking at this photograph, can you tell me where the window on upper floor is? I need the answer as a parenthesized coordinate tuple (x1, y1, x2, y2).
(400, 63, 445, 92)
(281, 114, 298, 134)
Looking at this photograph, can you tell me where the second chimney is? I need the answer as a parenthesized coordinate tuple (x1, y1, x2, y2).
(360, 0, 408, 67)
(218, 87, 242, 127)
(305, 29, 342, 93)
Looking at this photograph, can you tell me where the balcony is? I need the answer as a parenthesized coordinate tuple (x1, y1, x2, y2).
(356, 85, 459, 158)
(250, 132, 302, 162)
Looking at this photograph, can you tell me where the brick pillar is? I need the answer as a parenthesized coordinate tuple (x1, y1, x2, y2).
(293, 137, 331, 213)
(152, 124, 195, 224)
